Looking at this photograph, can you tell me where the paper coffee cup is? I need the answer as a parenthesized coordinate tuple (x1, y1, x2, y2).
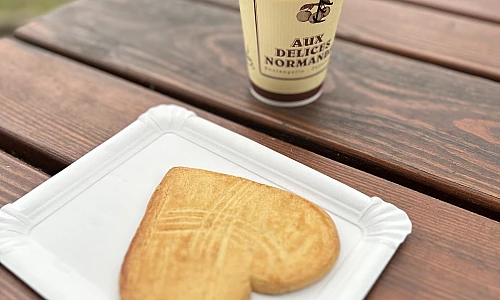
(239, 0, 344, 107)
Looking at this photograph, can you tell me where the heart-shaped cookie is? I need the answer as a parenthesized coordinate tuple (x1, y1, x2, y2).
(120, 167, 340, 300)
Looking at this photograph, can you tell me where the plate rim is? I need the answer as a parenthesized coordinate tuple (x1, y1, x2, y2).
(0, 104, 412, 300)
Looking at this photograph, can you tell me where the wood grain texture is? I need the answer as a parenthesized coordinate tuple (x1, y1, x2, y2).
(0, 152, 47, 300)
(391, 0, 500, 24)
(12, 0, 500, 214)
(191, 0, 500, 80)
(336, 0, 500, 81)
(0, 39, 499, 299)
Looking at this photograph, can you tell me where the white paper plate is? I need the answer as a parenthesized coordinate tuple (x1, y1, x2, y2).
(0, 105, 411, 300)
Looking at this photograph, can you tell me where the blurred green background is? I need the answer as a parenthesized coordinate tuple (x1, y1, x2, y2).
(0, 0, 69, 35)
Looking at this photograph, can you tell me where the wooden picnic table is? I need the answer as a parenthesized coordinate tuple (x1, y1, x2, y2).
(0, 0, 499, 299)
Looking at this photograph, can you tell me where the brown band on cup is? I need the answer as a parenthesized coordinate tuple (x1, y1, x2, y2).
(251, 82, 322, 102)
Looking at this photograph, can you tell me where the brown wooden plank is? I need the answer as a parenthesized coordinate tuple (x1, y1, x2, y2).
(391, 0, 500, 24)
(336, 0, 500, 81)
(0, 39, 499, 299)
(0, 152, 47, 300)
(12, 0, 500, 215)
(190, 0, 500, 81)
(204, 0, 500, 25)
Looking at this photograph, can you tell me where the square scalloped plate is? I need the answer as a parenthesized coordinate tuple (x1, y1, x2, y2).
(0, 105, 411, 300)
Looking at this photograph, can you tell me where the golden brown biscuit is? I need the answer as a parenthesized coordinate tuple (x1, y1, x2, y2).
(120, 167, 340, 300)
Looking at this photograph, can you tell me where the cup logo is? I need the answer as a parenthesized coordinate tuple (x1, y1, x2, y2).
(296, 0, 333, 23)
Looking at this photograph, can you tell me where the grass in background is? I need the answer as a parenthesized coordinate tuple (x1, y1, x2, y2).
(0, 0, 68, 34)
